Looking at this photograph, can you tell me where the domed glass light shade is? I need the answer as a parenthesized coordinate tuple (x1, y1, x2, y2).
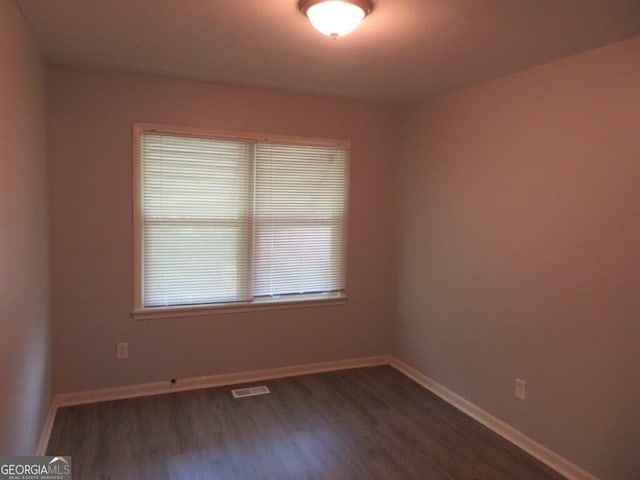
(299, 0, 374, 38)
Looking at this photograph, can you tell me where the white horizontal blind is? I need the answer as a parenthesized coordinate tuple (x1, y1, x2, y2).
(141, 132, 253, 307)
(139, 129, 349, 309)
(254, 143, 349, 297)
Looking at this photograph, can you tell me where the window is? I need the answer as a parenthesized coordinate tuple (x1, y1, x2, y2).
(132, 124, 349, 318)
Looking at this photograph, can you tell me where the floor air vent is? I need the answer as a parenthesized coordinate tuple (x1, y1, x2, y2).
(231, 385, 271, 399)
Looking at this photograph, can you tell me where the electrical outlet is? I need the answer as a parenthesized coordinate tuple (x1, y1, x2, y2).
(117, 342, 129, 360)
(515, 378, 526, 400)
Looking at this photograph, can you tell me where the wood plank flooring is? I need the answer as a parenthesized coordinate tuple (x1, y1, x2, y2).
(47, 366, 565, 479)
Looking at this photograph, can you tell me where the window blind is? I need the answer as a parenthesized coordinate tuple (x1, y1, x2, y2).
(254, 143, 348, 297)
(139, 129, 349, 309)
(141, 133, 253, 307)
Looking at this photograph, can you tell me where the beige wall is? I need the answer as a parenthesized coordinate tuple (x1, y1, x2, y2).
(0, 0, 51, 455)
(44, 28, 640, 479)
(48, 66, 399, 393)
(396, 37, 640, 480)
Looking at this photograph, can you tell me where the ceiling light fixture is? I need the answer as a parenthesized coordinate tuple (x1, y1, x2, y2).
(299, 0, 374, 39)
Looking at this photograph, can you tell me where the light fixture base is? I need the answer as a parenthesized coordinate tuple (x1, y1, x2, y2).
(298, 0, 374, 17)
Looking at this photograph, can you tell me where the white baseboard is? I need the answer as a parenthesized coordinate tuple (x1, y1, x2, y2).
(389, 357, 599, 480)
(35, 401, 58, 456)
(54, 355, 391, 407)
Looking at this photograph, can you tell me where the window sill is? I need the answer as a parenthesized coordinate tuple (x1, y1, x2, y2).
(131, 293, 348, 320)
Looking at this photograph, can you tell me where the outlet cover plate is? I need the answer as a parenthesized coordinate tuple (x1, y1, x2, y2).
(117, 342, 129, 360)
(515, 378, 526, 400)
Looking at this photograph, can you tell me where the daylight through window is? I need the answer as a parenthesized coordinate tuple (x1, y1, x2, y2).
(134, 127, 349, 313)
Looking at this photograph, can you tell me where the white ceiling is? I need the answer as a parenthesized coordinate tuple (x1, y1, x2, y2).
(16, 0, 640, 104)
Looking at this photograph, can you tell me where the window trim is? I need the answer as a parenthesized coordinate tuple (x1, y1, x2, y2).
(132, 122, 351, 319)
(131, 292, 348, 320)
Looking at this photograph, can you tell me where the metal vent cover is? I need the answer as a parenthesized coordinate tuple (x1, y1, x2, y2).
(231, 385, 271, 398)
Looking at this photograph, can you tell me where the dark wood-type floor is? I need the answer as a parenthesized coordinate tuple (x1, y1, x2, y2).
(47, 366, 565, 480)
